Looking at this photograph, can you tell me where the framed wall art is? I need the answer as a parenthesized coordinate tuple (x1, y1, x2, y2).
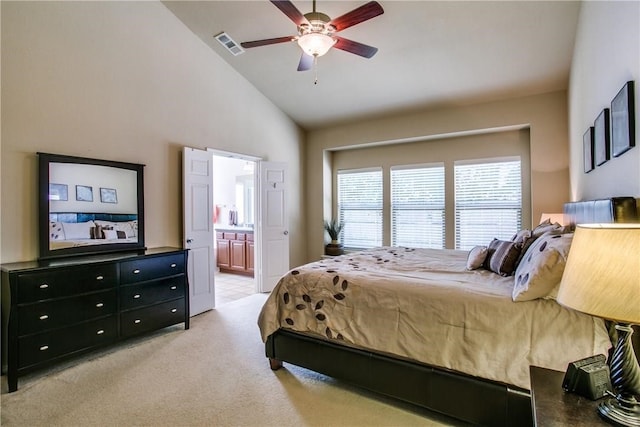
(76, 185, 93, 202)
(49, 183, 68, 201)
(594, 108, 610, 166)
(100, 187, 118, 204)
(610, 80, 635, 157)
(583, 126, 594, 173)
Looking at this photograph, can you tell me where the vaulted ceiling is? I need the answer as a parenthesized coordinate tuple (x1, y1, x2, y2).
(163, 1, 581, 130)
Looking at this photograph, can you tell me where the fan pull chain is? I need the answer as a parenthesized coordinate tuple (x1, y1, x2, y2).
(314, 55, 319, 85)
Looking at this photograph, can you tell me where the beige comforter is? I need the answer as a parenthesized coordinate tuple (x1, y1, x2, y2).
(258, 247, 611, 389)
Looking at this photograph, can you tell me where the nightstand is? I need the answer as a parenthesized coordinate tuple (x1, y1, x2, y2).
(529, 366, 609, 426)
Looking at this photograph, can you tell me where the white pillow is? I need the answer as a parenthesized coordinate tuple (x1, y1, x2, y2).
(512, 232, 573, 301)
(50, 221, 65, 241)
(103, 229, 118, 240)
(61, 221, 94, 240)
(466, 246, 488, 270)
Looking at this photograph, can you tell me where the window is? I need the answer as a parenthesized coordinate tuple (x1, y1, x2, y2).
(391, 164, 445, 248)
(454, 158, 522, 250)
(337, 168, 383, 249)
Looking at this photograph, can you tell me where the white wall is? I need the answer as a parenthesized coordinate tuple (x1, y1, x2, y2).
(49, 163, 137, 214)
(1, 1, 305, 264)
(569, 1, 640, 200)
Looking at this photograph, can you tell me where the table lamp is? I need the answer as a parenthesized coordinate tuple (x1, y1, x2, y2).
(557, 223, 640, 426)
(540, 212, 567, 226)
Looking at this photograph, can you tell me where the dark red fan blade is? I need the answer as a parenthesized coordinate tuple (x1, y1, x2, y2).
(297, 53, 313, 71)
(270, 0, 309, 26)
(334, 36, 378, 58)
(329, 1, 384, 32)
(241, 36, 295, 49)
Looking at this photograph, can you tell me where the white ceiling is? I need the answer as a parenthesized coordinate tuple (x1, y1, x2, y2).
(162, 0, 581, 130)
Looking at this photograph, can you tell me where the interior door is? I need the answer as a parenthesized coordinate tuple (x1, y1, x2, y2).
(183, 147, 215, 315)
(257, 161, 289, 293)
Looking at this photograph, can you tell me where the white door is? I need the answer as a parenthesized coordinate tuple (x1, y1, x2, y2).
(183, 147, 215, 315)
(257, 161, 289, 293)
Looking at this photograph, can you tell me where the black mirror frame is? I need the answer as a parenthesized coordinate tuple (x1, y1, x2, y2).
(38, 152, 145, 260)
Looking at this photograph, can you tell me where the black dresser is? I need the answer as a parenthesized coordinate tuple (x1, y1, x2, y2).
(1, 247, 189, 392)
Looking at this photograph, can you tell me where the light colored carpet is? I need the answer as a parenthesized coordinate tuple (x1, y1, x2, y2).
(1, 293, 464, 426)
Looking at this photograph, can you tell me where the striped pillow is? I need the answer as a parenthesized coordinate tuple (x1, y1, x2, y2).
(484, 239, 522, 276)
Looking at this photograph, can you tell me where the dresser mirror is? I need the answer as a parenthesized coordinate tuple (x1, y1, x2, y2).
(38, 152, 145, 259)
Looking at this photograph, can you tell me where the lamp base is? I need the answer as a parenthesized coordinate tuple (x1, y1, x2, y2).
(598, 395, 640, 426)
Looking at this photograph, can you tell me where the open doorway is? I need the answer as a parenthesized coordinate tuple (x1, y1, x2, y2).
(212, 153, 257, 306)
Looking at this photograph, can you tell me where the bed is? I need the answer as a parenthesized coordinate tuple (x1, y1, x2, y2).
(257, 197, 639, 426)
(49, 212, 138, 249)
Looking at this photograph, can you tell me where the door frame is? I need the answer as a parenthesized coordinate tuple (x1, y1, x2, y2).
(208, 148, 262, 293)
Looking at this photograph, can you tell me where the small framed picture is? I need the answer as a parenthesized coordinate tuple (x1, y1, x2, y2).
(76, 185, 93, 202)
(100, 188, 118, 204)
(611, 81, 635, 157)
(49, 183, 68, 201)
(594, 108, 610, 166)
(583, 127, 595, 173)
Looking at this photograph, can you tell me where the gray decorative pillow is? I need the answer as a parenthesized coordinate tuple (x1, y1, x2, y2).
(511, 229, 532, 246)
(466, 246, 488, 270)
(512, 232, 574, 301)
(532, 220, 569, 239)
(484, 239, 522, 276)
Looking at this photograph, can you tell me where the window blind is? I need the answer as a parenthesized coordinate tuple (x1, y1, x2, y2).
(454, 159, 522, 250)
(391, 164, 445, 248)
(337, 168, 383, 249)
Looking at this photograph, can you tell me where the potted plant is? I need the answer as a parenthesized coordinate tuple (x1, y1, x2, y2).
(324, 219, 344, 256)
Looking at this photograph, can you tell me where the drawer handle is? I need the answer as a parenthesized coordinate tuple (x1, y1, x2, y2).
(40, 345, 49, 351)
(171, 308, 177, 313)
(170, 286, 177, 290)
(39, 284, 49, 289)
(133, 269, 140, 274)
(97, 330, 105, 335)
(96, 303, 104, 308)
(39, 315, 49, 320)
(96, 275, 104, 280)
(134, 319, 141, 324)
(133, 294, 141, 299)
(170, 263, 177, 268)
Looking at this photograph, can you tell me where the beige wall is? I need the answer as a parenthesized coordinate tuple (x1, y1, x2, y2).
(331, 129, 531, 249)
(568, 1, 640, 200)
(306, 91, 570, 261)
(0, 1, 306, 265)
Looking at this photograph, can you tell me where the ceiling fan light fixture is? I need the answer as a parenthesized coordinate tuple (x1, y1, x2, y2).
(297, 33, 336, 57)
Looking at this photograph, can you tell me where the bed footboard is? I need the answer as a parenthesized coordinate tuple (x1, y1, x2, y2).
(266, 329, 533, 427)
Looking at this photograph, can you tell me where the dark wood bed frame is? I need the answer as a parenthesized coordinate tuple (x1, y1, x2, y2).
(265, 197, 639, 426)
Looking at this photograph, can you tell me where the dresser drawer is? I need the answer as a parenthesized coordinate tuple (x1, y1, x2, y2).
(120, 277, 186, 310)
(18, 289, 117, 336)
(18, 315, 118, 369)
(120, 254, 185, 284)
(17, 264, 117, 303)
(120, 299, 186, 338)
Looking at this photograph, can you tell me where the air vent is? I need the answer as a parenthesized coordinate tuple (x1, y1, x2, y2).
(214, 32, 244, 56)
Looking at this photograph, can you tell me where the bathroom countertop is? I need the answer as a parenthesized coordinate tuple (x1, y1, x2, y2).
(215, 225, 254, 232)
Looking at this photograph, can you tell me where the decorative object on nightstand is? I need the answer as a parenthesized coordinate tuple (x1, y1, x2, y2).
(557, 223, 640, 426)
(324, 219, 344, 256)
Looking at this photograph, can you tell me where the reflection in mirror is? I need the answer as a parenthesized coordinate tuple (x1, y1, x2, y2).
(236, 174, 255, 227)
(38, 153, 145, 259)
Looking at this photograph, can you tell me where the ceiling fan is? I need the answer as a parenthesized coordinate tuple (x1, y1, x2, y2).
(240, 0, 384, 72)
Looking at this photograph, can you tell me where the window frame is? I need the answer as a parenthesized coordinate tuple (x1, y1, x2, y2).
(337, 167, 384, 250)
(390, 163, 446, 249)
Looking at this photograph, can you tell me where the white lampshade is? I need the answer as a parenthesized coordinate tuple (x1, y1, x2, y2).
(297, 33, 336, 57)
(557, 223, 640, 324)
(539, 212, 566, 226)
